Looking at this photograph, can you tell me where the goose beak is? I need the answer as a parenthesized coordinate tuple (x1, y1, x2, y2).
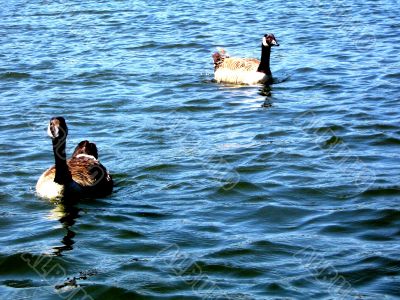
(272, 40, 279, 46)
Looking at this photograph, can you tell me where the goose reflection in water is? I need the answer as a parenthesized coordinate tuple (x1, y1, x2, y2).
(259, 72, 290, 108)
(47, 198, 80, 256)
(259, 85, 273, 108)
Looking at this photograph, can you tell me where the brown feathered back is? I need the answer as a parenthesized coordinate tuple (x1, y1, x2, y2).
(41, 156, 113, 197)
(218, 57, 260, 72)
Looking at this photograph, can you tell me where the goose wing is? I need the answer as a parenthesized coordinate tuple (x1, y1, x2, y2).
(39, 158, 111, 186)
(219, 57, 260, 72)
(68, 156, 112, 188)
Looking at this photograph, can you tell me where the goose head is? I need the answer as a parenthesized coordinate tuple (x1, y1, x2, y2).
(72, 140, 99, 159)
(47, 117, 68, 140)
(262, 33, 279, 47)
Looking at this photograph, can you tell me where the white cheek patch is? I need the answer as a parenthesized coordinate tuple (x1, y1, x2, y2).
(262, 37, 268, 47)
(47, 124, 57, 138)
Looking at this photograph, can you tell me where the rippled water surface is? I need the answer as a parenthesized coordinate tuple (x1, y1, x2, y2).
(1, 0, 400, 299)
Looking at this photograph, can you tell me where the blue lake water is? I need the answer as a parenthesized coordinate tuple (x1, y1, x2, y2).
(1, 0, 400, 299)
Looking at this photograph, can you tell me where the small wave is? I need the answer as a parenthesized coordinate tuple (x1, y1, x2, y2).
(322, 135, 343, 147)
(357, 208, 400, 228)
(352, 122, 399, 131)
(3, 279, 36, 288)
(362, 186, 400, 196)
(160, 42, 203, 49)
(208, 247, 255, 258)
(371, 136, 400, 146)
(62, 284, 146, 299)
(295, 67, 317, 73)
(217, 180, 261, 193)
(338, 255, 400, 288)
(131, 211, 168, 219)
(0, 252, 70, 275)
(175, 105, 220, 112)
(318, 224, 356, 235)
(123, 42, 158, 50)
(383, 72, 400, 79)
(142, 163, 180, 172)
(0, 72, 31, 79)
(185, 260, 265, 278)
(74, 70, 121, 80)
(114, 229, 144, 239)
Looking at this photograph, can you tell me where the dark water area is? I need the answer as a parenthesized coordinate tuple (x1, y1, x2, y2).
(1, 0, 400, 299)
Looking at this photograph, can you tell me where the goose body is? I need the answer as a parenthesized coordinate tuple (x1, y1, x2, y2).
(214, 58, 267, 85)
(213, 34, 279, 85)
(36, 118, 113, 200)
(36, 152, 112, 199)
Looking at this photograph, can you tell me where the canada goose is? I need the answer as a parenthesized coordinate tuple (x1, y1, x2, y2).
(36, 117, 113, 200)
(212, 33, 279, 85)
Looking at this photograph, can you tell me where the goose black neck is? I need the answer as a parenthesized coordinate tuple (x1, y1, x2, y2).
(257, 45, 272, 77)
(52, 137, 72, 184)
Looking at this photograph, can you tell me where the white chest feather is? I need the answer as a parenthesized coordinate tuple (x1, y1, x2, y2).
(214, 69, 268, 85)
(36, 173, 65, 199)
(36, 173, 81, 200)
